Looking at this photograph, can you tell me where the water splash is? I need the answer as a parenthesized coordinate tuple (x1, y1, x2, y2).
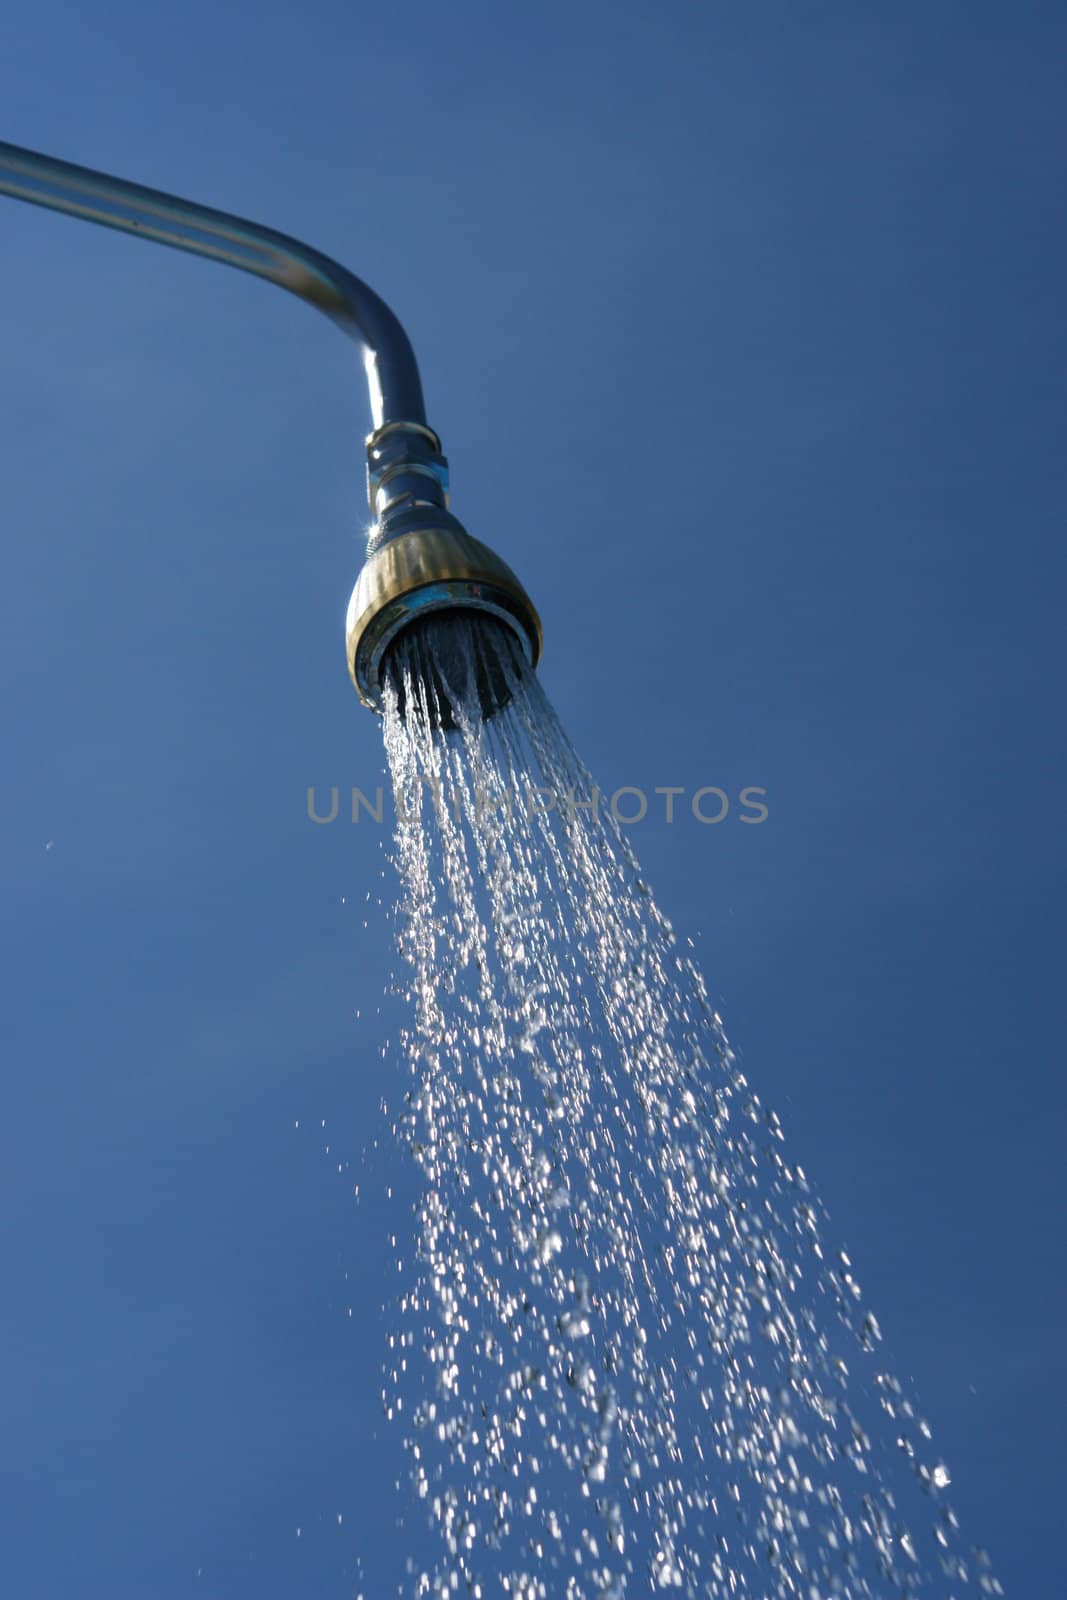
(378, 615, 997, 1599)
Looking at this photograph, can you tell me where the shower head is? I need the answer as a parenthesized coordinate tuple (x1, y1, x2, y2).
(345, 527, 542, 718)
(345, 420, 542, 720)
(0, 139, 542, 725)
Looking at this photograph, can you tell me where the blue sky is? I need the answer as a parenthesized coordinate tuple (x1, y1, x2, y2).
(0, 2, 1064, 1595)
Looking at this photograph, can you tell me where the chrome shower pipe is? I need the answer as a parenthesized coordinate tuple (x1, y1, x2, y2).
(0, 137, 424, 429)
(0, 138, 541, 713)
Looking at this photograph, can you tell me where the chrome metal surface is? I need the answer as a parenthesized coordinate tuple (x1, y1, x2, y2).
(0, 138, 424, 429)
(365, 420, 450, 527)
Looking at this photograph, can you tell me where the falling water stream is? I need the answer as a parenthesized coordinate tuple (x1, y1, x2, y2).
(377, 615, 997, 1600)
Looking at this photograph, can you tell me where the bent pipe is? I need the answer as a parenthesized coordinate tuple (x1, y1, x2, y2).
(0, 137, 424, 430)
(0, 137, 542, 716)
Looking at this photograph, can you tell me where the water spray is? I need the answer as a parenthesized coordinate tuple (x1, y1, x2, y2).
(0, 139, 542, 721)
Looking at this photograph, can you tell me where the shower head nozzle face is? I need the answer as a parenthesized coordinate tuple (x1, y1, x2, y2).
(383, 612, 524, 730)
(345, 520, 541, 720)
